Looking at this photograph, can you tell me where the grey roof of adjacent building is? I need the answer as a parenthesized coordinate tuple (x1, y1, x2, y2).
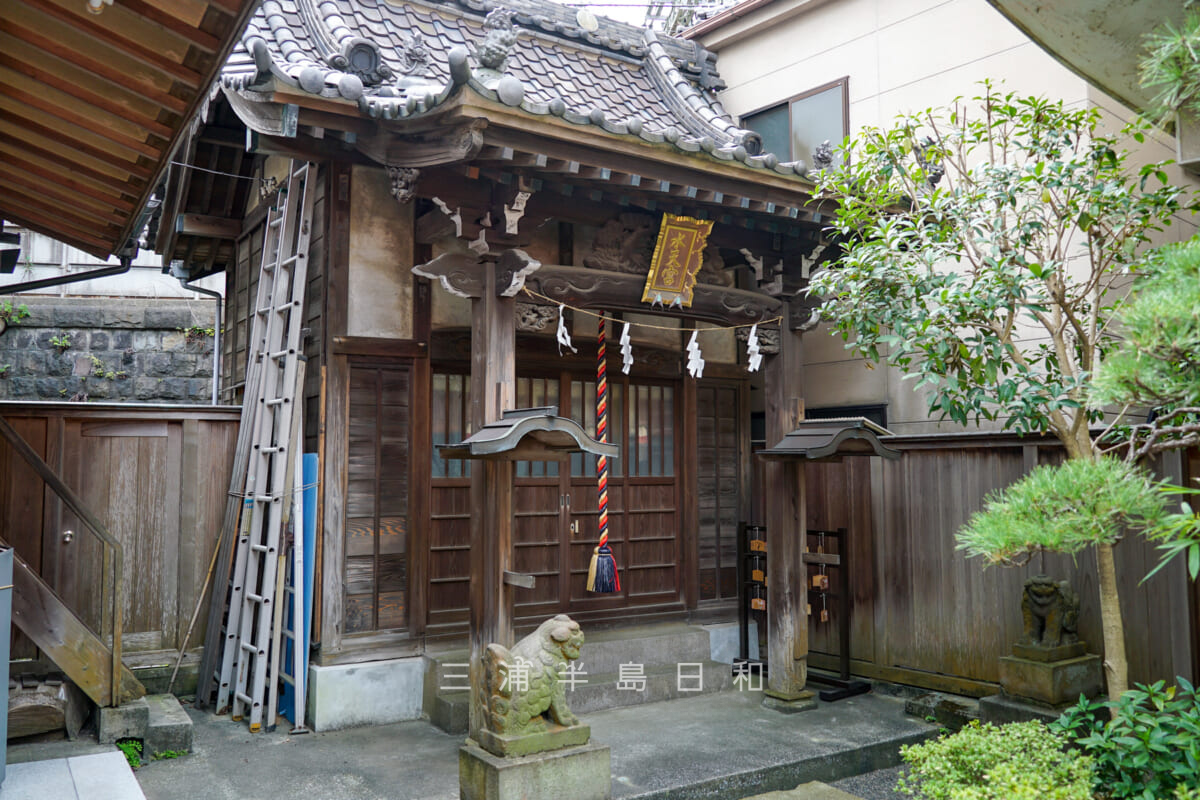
(220, 0, 814, 176)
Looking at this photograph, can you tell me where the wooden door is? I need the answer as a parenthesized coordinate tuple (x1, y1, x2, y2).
(512, 374, 683, 616)
(427, 369, 685, 631)
(562, 377, 681, 615)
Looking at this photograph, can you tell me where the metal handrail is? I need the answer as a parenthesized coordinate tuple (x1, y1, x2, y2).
(0, 416, 125, 706)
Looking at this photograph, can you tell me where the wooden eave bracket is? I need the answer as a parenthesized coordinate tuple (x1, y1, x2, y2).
(411, 248, 541, 299)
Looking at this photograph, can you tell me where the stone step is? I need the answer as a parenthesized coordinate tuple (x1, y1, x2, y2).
(144, 693, 193, 755)
(426, 623, 715, 688)
(430, 690, 470, 735)
(428, 661, 734, 734)
(98, 693, 193, 755)
(577, 623, 714, 676)
(567, 660, 733, 715)
(743, 783, 861, 800)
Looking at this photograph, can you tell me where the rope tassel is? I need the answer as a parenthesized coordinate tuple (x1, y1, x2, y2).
(587, 314, 620, 593)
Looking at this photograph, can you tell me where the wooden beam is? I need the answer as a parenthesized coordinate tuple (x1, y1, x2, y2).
(0, 53, 175, 138)
(0, 152, 135, 215)
(319, 162, 352, 657)
(0, 21, 189, 114)
(0, 80, 162, 158)
(115, 0, 222, 52)
(10, 0, 204, 88)
(467, 259, 517, 740)
(762, 298, 811, 706)
(0, 175, 126, 227)
(522, 265, 782, 326)
(175, 213, 242, 239)
(0, 206, 119, 254)
(330, 336, 428, 358)
(204, 0, 243, 15)
(0, 108, 154, 179)
(0, 134, 144, 197)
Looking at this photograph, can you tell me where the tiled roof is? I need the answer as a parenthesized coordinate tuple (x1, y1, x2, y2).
(221, 0, 812, 177)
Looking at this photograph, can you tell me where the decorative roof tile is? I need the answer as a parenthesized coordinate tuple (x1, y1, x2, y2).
(221, 0, 811, 177)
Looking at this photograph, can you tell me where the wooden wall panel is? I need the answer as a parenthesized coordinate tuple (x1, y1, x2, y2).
(0, 404, 237, 667)
(812, 435, 1196, 696)
(0, 416, 47, 659)
(697, 383, 741, 603)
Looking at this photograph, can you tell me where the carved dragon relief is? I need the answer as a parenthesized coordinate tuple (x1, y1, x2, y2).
(583, 212, 733, 287)
(735, 324, 780, 354)
(516, 302, 557, 332)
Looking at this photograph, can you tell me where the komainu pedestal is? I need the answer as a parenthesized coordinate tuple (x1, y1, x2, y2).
(461, 615, 612, 800)
(982, 576, 1102, 722)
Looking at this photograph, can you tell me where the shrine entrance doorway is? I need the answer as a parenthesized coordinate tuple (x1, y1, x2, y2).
(428, 368, 683, 631)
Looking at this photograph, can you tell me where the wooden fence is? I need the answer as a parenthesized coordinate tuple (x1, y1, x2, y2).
(0, 402, 239, 667)
(799, 432, 1197, 696)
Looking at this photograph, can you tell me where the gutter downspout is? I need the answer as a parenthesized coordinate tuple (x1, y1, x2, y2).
(180, 278, 222, 405)
(0, 196, 155, 296)
(0, 257, 133, 296)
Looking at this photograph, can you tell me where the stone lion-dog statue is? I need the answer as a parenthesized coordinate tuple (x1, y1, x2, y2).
(1021, 574, 1080, 648)
(481, 614, 584, 736)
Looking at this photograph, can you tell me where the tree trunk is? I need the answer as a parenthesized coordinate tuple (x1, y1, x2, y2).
(1095, 541, 1127, 712)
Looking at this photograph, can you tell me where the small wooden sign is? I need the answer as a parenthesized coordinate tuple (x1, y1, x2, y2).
(750, 538, 766, 552)
(751, 598, 765, 611)
(820, 608, 830, 623)
(811, 574, 829, 591)
(751, 569, 765, 583)
(642, 213, 713, 307)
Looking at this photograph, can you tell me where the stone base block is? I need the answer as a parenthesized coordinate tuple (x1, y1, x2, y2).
(476, 723, 591, 758)
(1011, 641, 1087, 662)
(307, 657, 426, 731)
(978, 693, 1077, 726)
(460, 740, 612, 800)
(98, 697, 149, 744)
(762, 690, 817, 714)
(998, 653, 1102, 706)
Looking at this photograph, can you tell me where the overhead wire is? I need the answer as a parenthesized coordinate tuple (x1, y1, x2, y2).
(521, 285, 782, 332)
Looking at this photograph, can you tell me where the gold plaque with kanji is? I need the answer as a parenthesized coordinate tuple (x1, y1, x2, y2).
(641, 213, 713, 307)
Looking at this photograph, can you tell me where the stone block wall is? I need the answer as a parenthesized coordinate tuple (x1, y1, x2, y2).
(0, 297, 219, 403)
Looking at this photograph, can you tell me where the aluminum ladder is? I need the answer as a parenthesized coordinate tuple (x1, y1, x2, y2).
(215, 161, 314, 730)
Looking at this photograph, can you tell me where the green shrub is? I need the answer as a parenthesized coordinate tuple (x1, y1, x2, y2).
(115, 738, 143, 770)
(896, 719, 1093, 800)
(1052, 678, 1200, 800)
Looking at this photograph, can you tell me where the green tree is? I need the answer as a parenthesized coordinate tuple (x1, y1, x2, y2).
(808, 83, 1187, 702)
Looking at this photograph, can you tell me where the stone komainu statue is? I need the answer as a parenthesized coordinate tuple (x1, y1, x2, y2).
(1021, 575, 1080, 648)
(481, 614, 584, 736)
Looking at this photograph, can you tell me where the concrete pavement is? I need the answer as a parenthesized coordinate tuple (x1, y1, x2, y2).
(132, 689, 933, 800)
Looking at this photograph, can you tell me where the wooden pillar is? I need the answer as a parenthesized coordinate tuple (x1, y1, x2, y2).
(762, 304, 811, 705)
(467, 260, 516, 740)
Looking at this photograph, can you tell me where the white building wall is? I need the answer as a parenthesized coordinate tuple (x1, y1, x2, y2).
(1, 227, 225, 300)
(699, 0, 1198, 433)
